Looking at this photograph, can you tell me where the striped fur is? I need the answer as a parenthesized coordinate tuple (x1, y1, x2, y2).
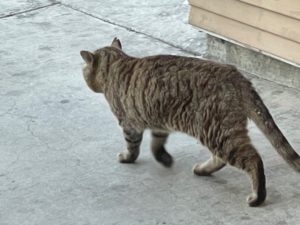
(80, 38, 300, 206)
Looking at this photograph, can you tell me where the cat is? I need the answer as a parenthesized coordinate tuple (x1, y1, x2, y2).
(80, 37, 300, 207)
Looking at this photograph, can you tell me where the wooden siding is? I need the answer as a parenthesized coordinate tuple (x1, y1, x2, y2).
(240, 0, 300, 20)
(188, 0, 300, 66)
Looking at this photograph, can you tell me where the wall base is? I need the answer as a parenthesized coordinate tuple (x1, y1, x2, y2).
(203, 35, 300, 89)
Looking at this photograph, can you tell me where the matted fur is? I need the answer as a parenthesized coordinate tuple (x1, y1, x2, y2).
(80, 38, 300, 207)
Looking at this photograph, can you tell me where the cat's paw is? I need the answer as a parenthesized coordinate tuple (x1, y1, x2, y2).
(153, 147, 173, 167)
(154, 151, 173, 167)
(193, 163, 212, 176)
(246, 191, 266, 207)
(158, 152, 173, 167)
(117, 150, 138, 164)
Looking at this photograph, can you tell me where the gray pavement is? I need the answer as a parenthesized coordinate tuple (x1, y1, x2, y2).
(0, 1, 300, 225)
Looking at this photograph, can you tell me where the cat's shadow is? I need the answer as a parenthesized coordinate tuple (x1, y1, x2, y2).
(192, 169, 280, 207)
(122, 158, 292, 207)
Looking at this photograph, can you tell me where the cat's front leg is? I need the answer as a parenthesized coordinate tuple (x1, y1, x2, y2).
(118, 128, 143, 163)
(151, 131, 173, 167)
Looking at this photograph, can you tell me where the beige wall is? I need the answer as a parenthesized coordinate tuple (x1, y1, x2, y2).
(188, 0, 300, 66)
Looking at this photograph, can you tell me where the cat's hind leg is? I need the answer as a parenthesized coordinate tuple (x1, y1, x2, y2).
(118, 128, 143, 163)
(224, 141, 266, 207)
(193, 155, 226, 176)
(151, 131, 173, 167)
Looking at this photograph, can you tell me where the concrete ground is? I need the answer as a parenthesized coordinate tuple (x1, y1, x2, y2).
(1, 1, 300, 225)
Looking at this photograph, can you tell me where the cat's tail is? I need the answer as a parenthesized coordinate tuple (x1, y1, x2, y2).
(245, 87, 300, 172)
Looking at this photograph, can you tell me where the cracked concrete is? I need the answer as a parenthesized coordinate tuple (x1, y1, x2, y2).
(0, 1, 300, 225)
(0, 0, 58, 18)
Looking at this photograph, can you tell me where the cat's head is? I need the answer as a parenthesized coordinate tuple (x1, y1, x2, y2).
(80, 38, 122, 93)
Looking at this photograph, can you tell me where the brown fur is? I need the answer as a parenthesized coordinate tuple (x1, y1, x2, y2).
(80, 38, 300, 207)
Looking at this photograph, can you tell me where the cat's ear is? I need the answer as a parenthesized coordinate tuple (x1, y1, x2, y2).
(80, 51, 94, 64)
(111, 37, 122, 50)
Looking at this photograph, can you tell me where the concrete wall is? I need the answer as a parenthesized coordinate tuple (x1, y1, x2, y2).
(204, 35, 300, 89)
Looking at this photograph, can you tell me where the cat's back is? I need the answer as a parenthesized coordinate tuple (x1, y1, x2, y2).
(138, 54, 240, 79)
(133, 54, 245, 90)
(107, 52, 250, 131)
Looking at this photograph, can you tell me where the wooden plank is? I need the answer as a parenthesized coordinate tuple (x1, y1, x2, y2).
(189, 0, 300, 43)
(189, 6, 300, 65)
(239, 0, 300, 20)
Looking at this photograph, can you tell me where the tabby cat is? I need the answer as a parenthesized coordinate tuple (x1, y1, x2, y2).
(80, 38, 300, 207)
